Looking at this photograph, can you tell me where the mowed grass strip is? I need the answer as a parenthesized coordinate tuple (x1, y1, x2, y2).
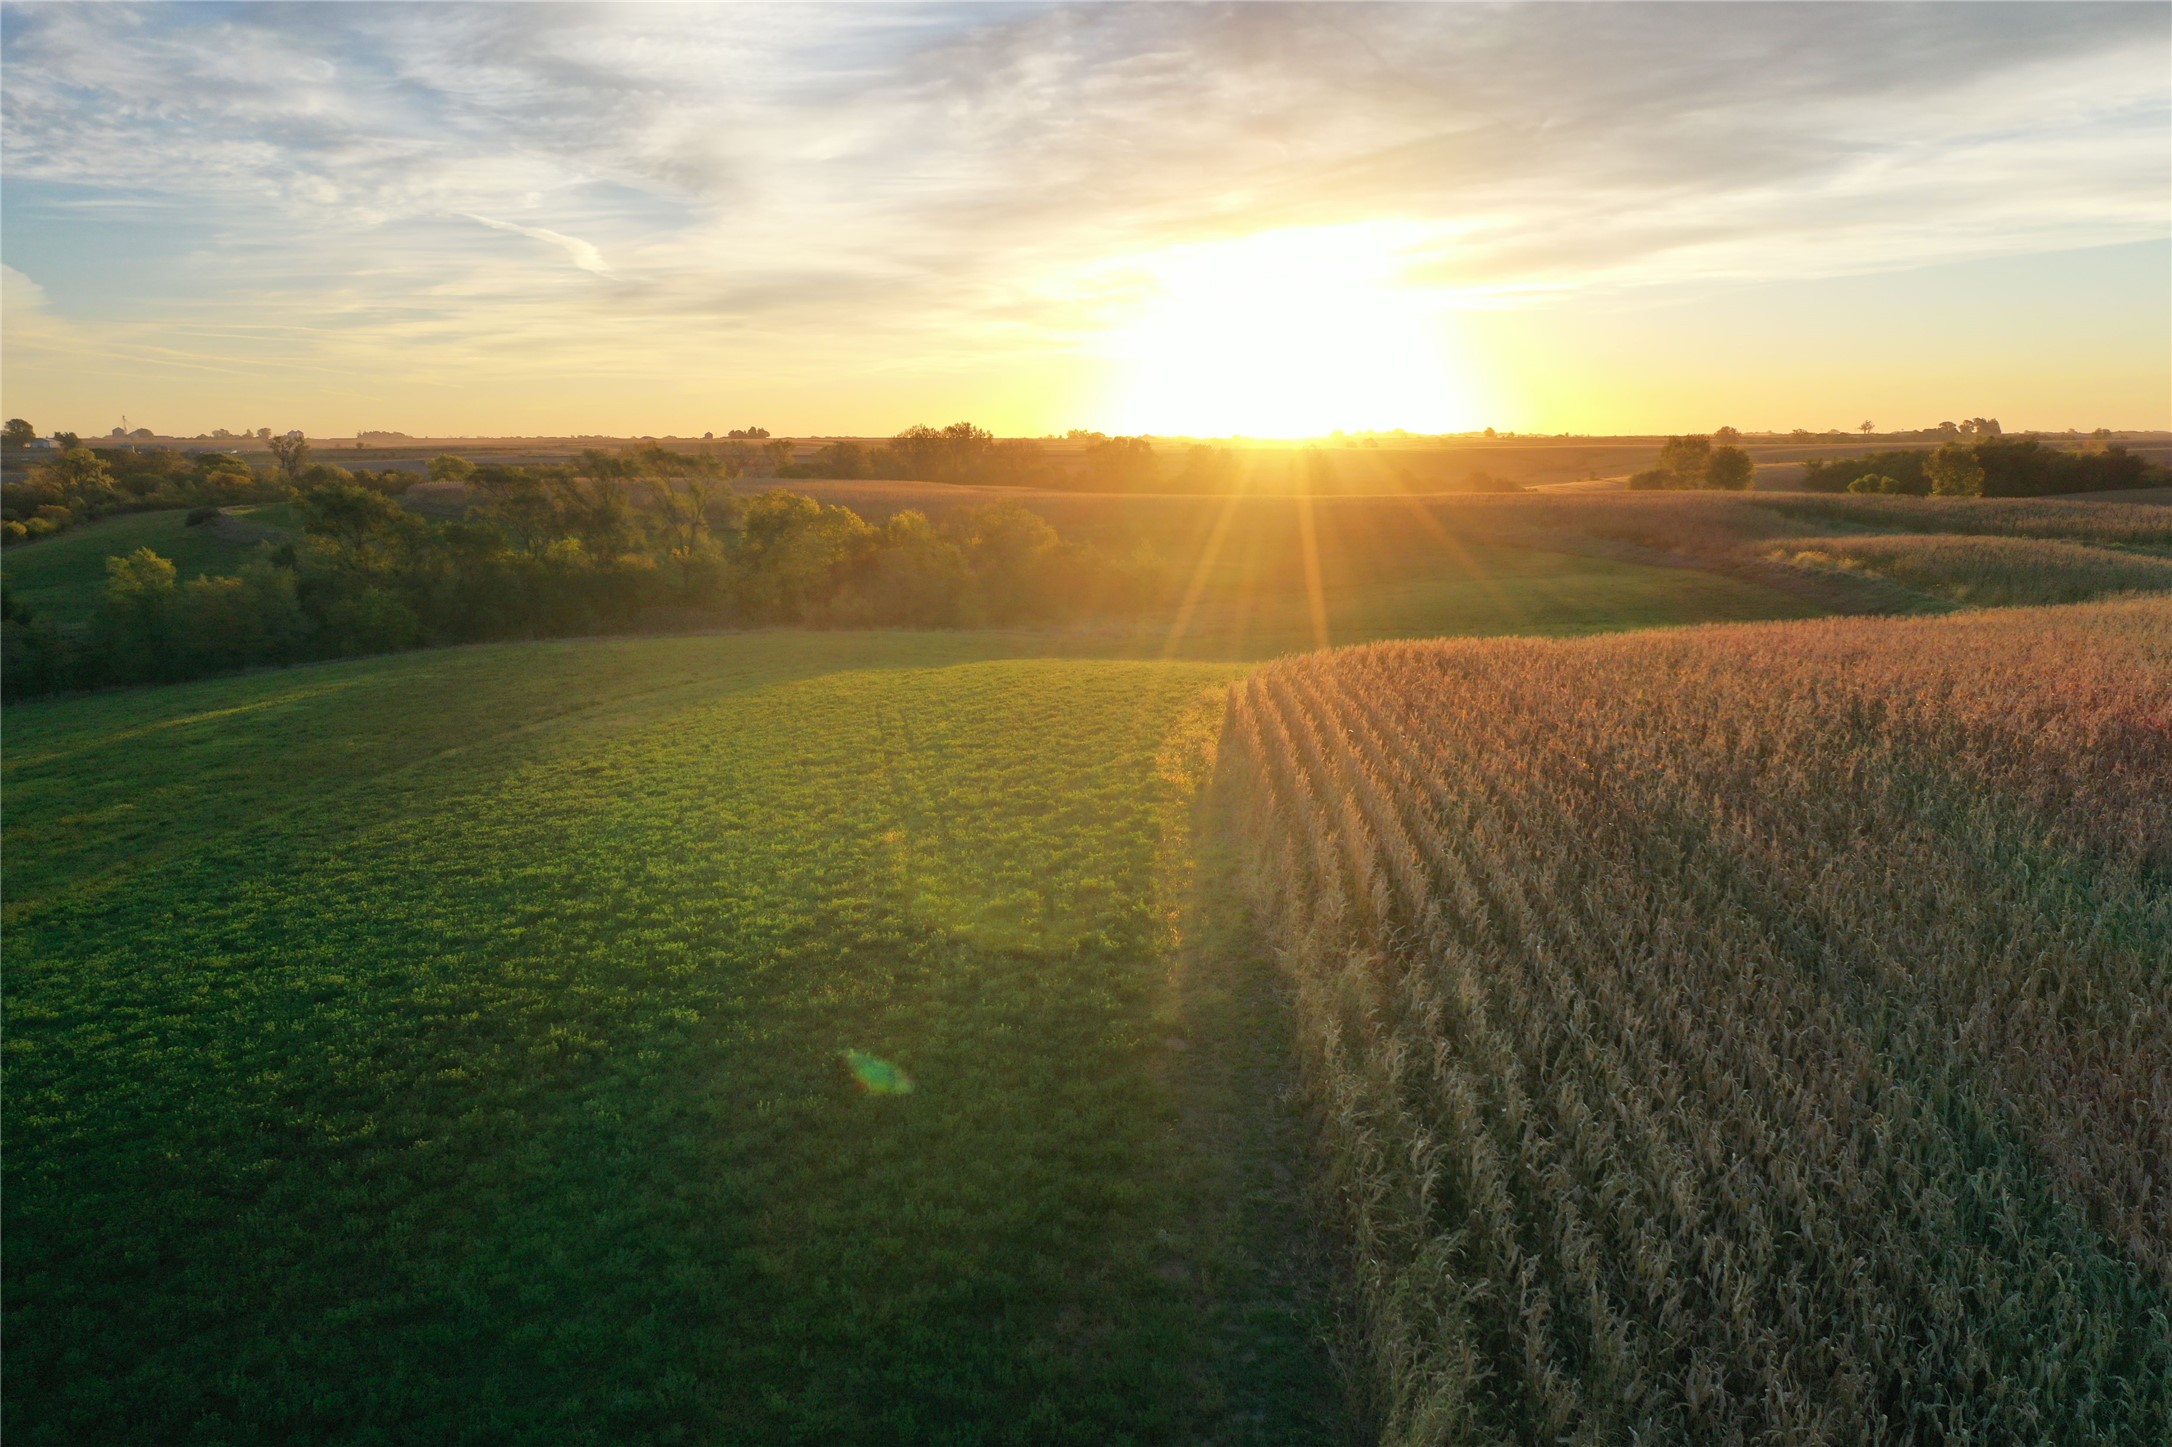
(5, 634, 1333, 1444)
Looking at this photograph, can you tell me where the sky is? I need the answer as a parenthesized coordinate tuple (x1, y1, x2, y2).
(2, 1, 2167, 439)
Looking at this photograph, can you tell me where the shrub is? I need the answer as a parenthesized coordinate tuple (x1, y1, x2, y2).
(1703, 443, 1754, 490)
(1926, 442, 1986, 498)
(1803, 448, 1931, 493)
(1656, 433, 1712, 486)
(1846, 473, 1919, 495)
(831, 510, 970, 625)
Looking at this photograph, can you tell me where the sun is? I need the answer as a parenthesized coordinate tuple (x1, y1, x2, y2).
(1100, 224, 1476, 438)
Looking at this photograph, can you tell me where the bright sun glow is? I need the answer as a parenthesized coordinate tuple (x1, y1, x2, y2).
(1102, 224, 1477, 438)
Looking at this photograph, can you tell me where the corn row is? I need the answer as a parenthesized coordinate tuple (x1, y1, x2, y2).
(1218, 598, 2172, 1445)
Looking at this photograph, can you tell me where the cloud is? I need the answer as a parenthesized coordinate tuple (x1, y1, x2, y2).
(3, 263, 52, 316)
(461, 214, 613, 276)
(2, 2, 2165, 427)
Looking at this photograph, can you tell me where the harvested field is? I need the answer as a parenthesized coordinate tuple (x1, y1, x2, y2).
(1756, 493, 2172, 549)
(1219, 598, 2172, 1444)
(1772, 533, 2172, 607)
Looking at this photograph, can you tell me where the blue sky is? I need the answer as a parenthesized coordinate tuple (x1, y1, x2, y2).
(3, 2, 2167, 437)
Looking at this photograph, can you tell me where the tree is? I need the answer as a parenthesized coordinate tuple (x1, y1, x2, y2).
(947, 500, 1058, 618)
(1082, 435, 1156, 489)
(1713, 426, 1741, 443)
(734, 490, 872, 620)
(1703, 445, 1754, 491)
(53, 445, 116, 492)
(1925, 443, 1985, 498)
(93, 547, 180, 679)
(301, 481, 416, 554)
(470, 469, 569, 552)
(1181, 445, 1233, 491)
(833, 509, 970, 626)
(427, 454, 476, 482)
(3, 418, 34, 449)
(269, 432, 311, 481)
(1936, 421, 1960, 436)
(105, 545, 176, 601)
(887, 422, 995, 482)
(651, 470, 721, 556)
(813, 441, 869, 479)
(1656, 434, 1712, 487)
(1859, 420, 1876, 436)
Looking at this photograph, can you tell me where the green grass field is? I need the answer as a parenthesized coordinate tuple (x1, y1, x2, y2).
(5, 632, 1350, 1444)
(2, 505, 293, 626)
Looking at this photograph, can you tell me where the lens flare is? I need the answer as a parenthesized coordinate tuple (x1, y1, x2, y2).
(843, 1049, 914, 1095)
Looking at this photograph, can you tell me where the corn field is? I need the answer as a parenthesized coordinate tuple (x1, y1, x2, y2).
(1219, 596, 2172, 1445)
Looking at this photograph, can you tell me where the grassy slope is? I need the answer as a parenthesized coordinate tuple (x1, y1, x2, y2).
(5, 632, 1350, 1445)
(2, 506, 290, 626)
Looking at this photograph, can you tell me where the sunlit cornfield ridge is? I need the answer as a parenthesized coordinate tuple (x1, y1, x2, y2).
(1219, 597, 2172, 1445)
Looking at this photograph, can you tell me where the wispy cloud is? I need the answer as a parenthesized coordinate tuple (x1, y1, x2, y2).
(2, 2, 2165, 430)
(461, 213, 612, 276)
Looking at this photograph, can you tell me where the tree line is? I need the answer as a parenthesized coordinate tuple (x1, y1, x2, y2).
(1, 448, 1169, 698)
(1800, 437, 2160, 497)
(780, 423, 1173, 490)
(1620, 431, 2163, 497)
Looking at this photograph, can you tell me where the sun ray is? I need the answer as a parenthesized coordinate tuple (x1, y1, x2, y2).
(1160, 481, 1250, 659)
(1385, 488, 1531, 627)
(1295, 490, 1332, 653)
